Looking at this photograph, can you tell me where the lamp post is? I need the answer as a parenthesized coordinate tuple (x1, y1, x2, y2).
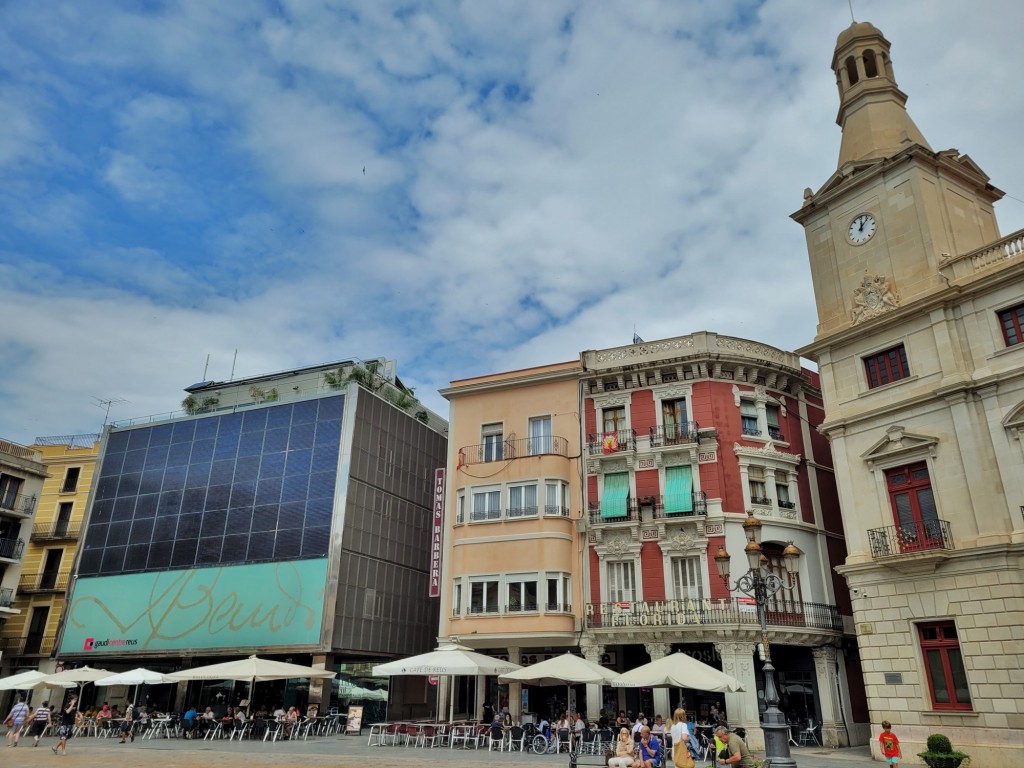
(714, 511, 802, 768)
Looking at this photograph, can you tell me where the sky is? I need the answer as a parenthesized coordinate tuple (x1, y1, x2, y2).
(2, 0, 1023, 445)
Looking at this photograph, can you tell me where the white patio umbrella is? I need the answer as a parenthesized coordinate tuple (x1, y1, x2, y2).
(500, 652, 619, 718)
(0, 669, 76, 691)
(41, 666, 113, 704)
(94, 667, 179, 705)
(611, 652, 745, 692)
(167, 654, 336, 709)
(373, 643, 522, 722)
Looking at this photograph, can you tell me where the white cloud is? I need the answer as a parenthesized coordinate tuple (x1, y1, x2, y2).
(1, 0, 1023, 444)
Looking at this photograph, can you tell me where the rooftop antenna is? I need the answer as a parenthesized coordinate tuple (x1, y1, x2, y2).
(229, 349, 238, 381)
(92, 396, 129, 429)
(202, 353, 210, 381)
(848, 0, 856, 22)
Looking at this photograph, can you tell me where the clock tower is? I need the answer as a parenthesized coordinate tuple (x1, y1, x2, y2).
(794, 20, 1024, 764)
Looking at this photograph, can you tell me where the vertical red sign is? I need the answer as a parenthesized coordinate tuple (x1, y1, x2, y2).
(429, 468, 445, 597)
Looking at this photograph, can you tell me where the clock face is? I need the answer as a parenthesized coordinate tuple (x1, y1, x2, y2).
(848, 213, 877, 244)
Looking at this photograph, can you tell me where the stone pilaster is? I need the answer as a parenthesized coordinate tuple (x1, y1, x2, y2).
(507, 646, 522, 720)
(812, 645, 849, 747)
(307, 654, 329, 708)
(582, 640, 606, 723)
(715, 641, 762, 750)
(645, 641, 672, 721)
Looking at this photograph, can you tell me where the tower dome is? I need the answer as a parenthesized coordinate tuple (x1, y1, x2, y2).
(830, 21, 931, 167)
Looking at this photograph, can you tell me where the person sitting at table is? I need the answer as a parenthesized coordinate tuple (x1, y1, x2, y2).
(111, 704, 121, 719)
(96, 703, 112, 730)
(615, 710, 631, 730)
(503, 711, 514, 728)
(609, 727, 635, 768)
(84, 706, 96, 718)
(537, 715, 550, 740)
(283, 706, 299, 739)
(633, 725, 662, 768)
(598, 710, 610, 729)
(306, 704, 318, 720)
(572, 711, 586, 742)
(652, 715, 667, 738)
(631, 713, 647, 738)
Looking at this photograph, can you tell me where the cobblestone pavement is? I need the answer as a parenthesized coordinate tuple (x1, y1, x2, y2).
(6, 734, 878, 768)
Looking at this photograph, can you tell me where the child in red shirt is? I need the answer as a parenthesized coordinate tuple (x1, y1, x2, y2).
(878, 721, 902, 765)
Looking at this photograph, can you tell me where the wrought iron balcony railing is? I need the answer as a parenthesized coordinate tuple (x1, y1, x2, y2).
(0, 537, 25, 561)
(587, 429, 637, 456)
(742, 425, 762, 437)
(0, 492, 37, 516)
(768, 426, 785, 441)
(585, 598, 843, 632)
(649, 421, 701, 447)
(750, 496, 772, 506)
(457, 435, 570, 466)
(18, 573, 70, 593)
(778, 500, 796, 510)
(867, 519, 954, 559)
(0, 634, 57, 656)
(587, 500, 642, 525)
(31, 522, 81, 541)
(654, 491, 709, 518)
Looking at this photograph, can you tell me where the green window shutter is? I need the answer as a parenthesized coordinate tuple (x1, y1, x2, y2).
(601, 472, 630, 519)
(664, 465, 693, 513)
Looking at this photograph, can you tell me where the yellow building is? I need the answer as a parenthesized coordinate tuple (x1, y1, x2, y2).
(439, 361, 584, 720)
(794, 21, 1024, 765)
(0, 435, 99, 673)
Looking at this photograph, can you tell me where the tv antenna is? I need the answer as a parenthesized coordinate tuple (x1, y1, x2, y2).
(92, 396, 129, 428)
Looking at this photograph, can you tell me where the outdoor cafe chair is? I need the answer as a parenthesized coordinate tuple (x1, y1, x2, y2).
(507, 725, 526, 752)
(367, 722, 388, 747)
(487, 724, 505, 751)
(262, 719, 284, 742)
(556, 727, 572, 753)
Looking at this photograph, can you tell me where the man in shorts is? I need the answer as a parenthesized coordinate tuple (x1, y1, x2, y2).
(29, 701, 52, 746)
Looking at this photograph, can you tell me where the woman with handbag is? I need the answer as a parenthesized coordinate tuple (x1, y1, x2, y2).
(608, 727, 635, 768)
(670, 709, 694, 768)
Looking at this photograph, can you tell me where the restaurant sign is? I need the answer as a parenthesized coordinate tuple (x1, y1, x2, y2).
(586, 598, 732, 627)
(429, 468, 445, 597)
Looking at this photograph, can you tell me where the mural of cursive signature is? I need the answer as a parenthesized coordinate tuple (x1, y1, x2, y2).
(67, 560, 325, 649)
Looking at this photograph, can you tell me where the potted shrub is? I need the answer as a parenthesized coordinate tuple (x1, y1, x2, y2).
(918, 733, 969, 768)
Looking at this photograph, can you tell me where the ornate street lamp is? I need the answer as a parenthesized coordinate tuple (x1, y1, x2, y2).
(714, 511, 802, 768)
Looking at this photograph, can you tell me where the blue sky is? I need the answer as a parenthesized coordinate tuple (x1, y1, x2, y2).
(2, 0, 1023, 444)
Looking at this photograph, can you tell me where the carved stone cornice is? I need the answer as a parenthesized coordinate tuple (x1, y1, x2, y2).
(733, 442, 801, 466)
(592, 391, 633, 410)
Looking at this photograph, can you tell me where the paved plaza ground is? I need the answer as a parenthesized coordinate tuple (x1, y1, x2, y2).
(5, 733, 879, 768)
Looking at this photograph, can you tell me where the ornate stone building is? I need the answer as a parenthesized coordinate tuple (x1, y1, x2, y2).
(580, 332, 867, 749)
(794, 20, 1024, 765)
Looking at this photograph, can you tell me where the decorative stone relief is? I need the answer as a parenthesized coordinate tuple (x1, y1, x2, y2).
(704, 522, 724, 536)
(592, 392, 631, 410)
(851, 274, 900, 324)
(605, 536, 633, 556)
(733, 442, 802, 465)
(595, 338, 695, 362)
(716, 337, 787, 362)
(660, 530, 698, 552)
(778, 507, 798, 520)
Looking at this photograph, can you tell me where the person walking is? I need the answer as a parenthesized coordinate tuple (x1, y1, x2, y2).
(5, 695, 30, 747)
(51, 696, 78, 755)
(878, 721, 902, 766)
(119, 702, 135, 743)
(29, 701, 51, 747)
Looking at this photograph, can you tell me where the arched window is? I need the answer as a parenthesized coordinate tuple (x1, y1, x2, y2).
(863, 49, 878, 78)
(845, 56, 859, 85)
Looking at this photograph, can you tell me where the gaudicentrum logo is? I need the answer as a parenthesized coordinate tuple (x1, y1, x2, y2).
(83, 636, 139, 651)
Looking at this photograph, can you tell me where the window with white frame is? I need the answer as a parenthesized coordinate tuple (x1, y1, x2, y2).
(607, 560, 636, 603)
(508, 483, 538, 517)
(662, 397, 689, 442)
(452, 581, 462, 616)
(507, 574, 538, 611)
(481, 423, 503, 462)
(748, 466, 770, 505)
(740, 399, 760, 436)
(766, 404, 783, 441)
(471, 487, 501, 521)
(670, 556, 704, 602)
(545, 480, 569, 516)
(775, 471, 794, 508)
(528, 416, 553, 455)
(469, 578, 500, 613)
(545, 572, 571, 612)
(456, 490, 465, 523)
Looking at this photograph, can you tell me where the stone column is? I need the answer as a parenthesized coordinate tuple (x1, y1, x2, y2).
(715, 641, 762, 750)
(507, 646, 522, 721)
(812, 645, 848, 747)
(307, 654, 329, 709)
(644, 641, 671, 722)
(476, 675, 487, 722)
(581, 640, 606, 723)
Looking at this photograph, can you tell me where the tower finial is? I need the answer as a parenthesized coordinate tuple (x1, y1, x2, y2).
(848, 0, 856, 23)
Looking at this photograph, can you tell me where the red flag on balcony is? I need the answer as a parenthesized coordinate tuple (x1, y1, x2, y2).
(602, 432, 619, 453)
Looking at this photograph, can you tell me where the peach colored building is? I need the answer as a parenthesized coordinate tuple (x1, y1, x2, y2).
(439, 360, 585, 721)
